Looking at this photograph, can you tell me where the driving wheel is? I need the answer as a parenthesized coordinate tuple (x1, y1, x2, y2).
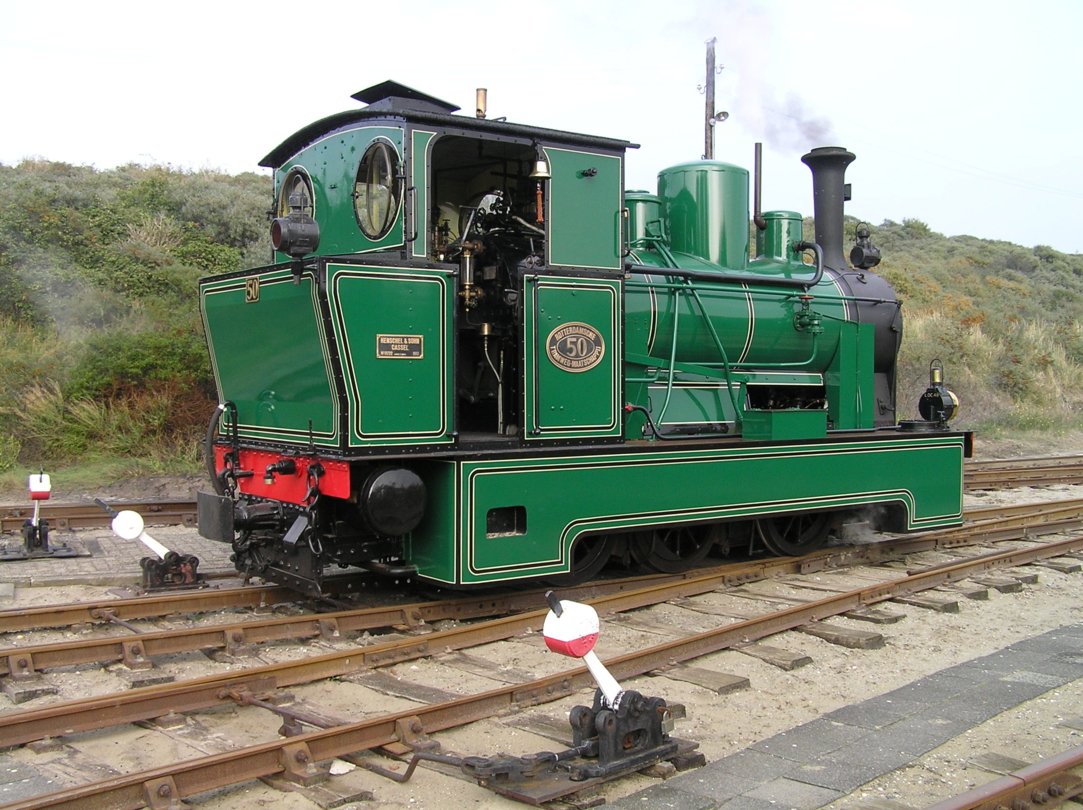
(755, 512, 832, 556)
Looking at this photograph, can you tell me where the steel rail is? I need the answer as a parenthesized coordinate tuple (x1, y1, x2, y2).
(967, 467, 1083, 488)
(939, 501, 1083, 544)
(925, 744, 1083, 809)
(966, 454, 1083, 471)
(3, 498, 1083, 676)
(0, 500, 196, 533)
(0, 584, 300, 635)
(965, 454, 1083, 491)
(0, 564, 752, 637)
(5, 531, 1083, 809)
(965, 498, 1083, 521)
(0, 554, 820, 749)
(0, 526, 1079, 753)
(0, 573, 751, 677)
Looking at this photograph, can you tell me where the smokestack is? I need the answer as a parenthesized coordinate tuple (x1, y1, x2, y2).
(800, 146, 854, 271)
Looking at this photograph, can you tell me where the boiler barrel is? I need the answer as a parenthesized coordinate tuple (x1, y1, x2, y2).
(625, 272, 850, 369)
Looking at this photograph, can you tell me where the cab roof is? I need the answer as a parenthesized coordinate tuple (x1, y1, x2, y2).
(259, 80, 636, 169)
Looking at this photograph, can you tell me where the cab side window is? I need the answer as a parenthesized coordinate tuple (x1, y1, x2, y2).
(355, 140, 401, 240)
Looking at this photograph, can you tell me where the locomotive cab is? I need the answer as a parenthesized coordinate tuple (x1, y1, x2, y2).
(244, 81, 630, 449)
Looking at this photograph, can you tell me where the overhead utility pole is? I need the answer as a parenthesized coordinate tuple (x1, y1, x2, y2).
(702, 38, 728, 160)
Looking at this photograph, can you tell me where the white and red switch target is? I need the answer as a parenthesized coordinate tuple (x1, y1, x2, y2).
(543, 591, 623, 707)
(28, 472, 51, 502)
(27, 471, 51, 531)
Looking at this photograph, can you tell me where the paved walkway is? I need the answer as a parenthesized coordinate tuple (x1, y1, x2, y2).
(611, 623, 1083, 809)
(0, 518, 235, 591)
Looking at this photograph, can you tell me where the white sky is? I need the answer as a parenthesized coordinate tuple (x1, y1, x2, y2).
(3, 0, 1082, 253)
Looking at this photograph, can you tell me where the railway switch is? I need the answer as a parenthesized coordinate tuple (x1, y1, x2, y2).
(2, 471, 82, 561)
(96, 500, 205, 591)
(22, 471, 52, 555)
(362, 591, 703, 804)
(542, 590, 686, 780)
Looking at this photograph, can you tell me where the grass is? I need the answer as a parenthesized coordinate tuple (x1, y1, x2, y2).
(0, 455, 204, 503)
(897, 312, 1083, 434)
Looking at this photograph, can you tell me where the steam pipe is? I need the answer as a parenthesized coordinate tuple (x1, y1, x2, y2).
(704, 39, 716, 159)
(794, 240, 824, 290)
(753, 143, 767, 231)
(625, 239, 822, 290)
(205, 403, 227, 495)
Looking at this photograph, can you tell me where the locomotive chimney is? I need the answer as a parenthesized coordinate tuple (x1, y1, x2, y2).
(800, 146, 855, 272)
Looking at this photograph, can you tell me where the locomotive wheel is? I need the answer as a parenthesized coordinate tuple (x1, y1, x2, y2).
(756, 512, 832, 556)
(632, 525, 717, 573)
(547, 533, 618, 585)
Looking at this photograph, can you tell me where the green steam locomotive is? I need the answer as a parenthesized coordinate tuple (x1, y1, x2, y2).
(197, 81, 970, 594)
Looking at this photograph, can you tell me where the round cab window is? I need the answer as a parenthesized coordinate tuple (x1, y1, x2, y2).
(276, 167, 315, 219)
(355, 141, 401, 240)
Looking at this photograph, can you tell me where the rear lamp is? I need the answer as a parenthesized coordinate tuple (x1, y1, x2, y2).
(271, 192, 320, 257)
(271, 215, 320, 257)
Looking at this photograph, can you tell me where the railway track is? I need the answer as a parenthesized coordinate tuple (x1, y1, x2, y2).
(0, 502, 1081, 808)
(0, 501, 196, 533)
(2, 454, 1081, 535)
(2, 499, 1082, 679)
(964, 453, 1083, 490)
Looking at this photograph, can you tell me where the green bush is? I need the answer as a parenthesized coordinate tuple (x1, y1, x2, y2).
(65, 329, 211, 401)
(0, 161, 266, 473)
(6, 380, 209, 465)
(172, 226, 241, 274)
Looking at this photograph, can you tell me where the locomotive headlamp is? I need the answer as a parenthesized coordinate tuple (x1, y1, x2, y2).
(918, 359, 959, 425)
(270, 193, 321, 258)
(849, 222, 881, 270)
